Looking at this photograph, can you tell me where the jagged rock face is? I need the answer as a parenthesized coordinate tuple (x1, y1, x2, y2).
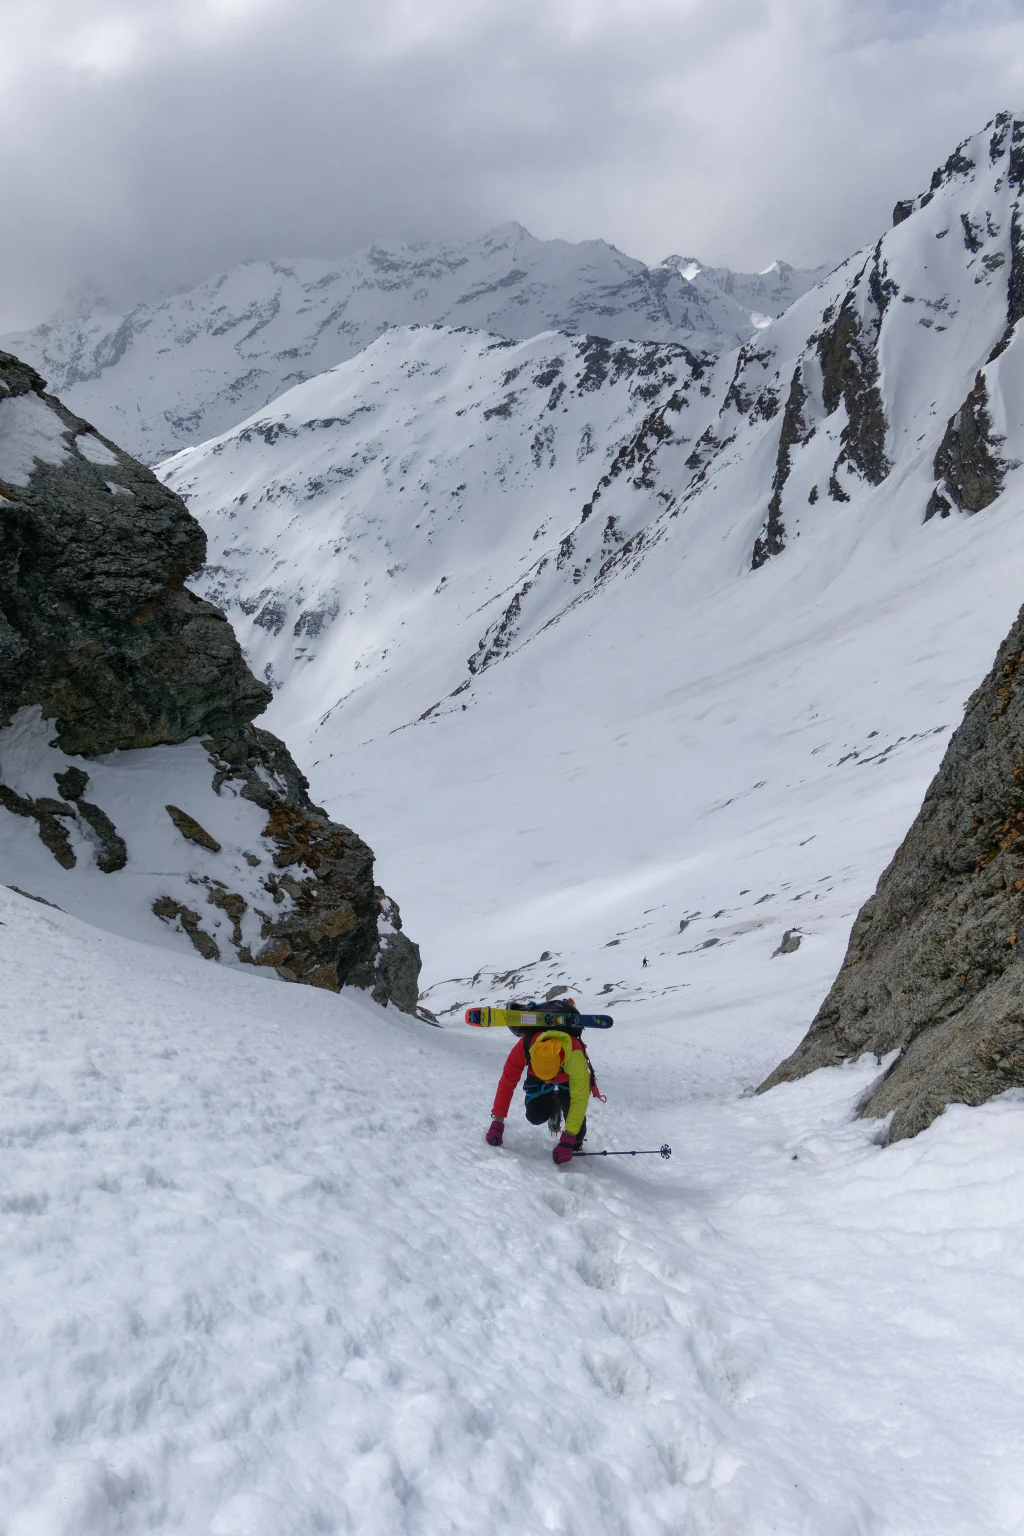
(926, 371, 1006, 519)
(759, 600, 1024, 1140)
(170, 725, 421, 1005)
(0, 351, 270, 755)
(751, 364, 807, 569)
(816, 278, 891, 492)
(1010, 205, 1024, 331)
(722, 113, 1024, 571)
(0, 352, 420, 1011)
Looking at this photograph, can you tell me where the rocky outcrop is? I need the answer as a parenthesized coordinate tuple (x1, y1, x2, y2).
(925, 371, 1006, 519)
(758, 600, 1024, 1139)
(165, 804, 222, 852)
(1005, 116, 1024, 301)
(0, 350, 420, 1011)
(0, 354, 269, 755)
(817, 289, 891, 495)
(372, 893, 422, 1014)
(751, 364, 808, 569)
(54, 767, 127, 871)
(1009, 204, 1024, 333)
(0, 782, 76, 868)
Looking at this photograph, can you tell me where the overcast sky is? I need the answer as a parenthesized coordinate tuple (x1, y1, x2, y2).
(2, 0, 1023, 329)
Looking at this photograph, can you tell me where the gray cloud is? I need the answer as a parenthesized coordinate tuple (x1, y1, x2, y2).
(2, 0, 1024, 329)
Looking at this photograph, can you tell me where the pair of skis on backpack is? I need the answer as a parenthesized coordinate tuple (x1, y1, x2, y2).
(465, 1005, 613, 1030)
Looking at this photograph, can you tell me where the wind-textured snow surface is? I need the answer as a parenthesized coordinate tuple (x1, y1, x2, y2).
(3, 883, 1024, 1536)
(1, 225, 827, 464)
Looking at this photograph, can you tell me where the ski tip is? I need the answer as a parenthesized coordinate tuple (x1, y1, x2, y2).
(465, 1008, 483, 1026)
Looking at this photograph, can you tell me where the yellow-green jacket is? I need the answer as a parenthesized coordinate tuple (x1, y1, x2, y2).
(491, 1029, 594, 1135)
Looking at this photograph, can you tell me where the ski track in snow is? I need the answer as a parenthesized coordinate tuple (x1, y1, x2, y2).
(2, 887, 1024, 1535)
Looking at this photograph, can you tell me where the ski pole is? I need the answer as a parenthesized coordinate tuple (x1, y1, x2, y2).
(574, 1144, 672, 1160)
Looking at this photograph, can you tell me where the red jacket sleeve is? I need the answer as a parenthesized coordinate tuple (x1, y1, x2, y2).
(492, 1038, 528, 1118)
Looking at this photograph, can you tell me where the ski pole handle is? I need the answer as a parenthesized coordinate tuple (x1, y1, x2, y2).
(574, 1144, 672, 1160)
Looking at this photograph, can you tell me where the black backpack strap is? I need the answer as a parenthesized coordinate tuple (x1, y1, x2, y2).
(522, 1030, 540, 1073)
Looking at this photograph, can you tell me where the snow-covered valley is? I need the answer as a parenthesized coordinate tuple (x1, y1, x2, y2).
(3, 112, 1024, 1534)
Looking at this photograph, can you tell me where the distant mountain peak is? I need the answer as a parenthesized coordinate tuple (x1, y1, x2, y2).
(659, 255, 704, 279)
(892, 107, 1024, 228)
(3, 227, 820, 462)
(481, 220, 533, 241)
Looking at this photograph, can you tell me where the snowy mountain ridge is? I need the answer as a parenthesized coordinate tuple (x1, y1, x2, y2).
(164, 114, 1024, 750)
(657, 255, 823, 326)
(1, 226, 829, 463)
(162, 327, 711, 739)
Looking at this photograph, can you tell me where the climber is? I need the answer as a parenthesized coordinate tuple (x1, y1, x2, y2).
(484, 1009, 604, 1165)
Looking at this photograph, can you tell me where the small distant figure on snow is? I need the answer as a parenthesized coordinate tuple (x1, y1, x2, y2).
(642, 956, 648, 968)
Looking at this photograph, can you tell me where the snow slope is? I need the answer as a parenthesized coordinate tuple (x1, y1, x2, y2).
(0, 707, 344, 970)
(163, 325, 711, 728)
(1, 227, 828, 463)
(3, 884, 1024, 1535)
